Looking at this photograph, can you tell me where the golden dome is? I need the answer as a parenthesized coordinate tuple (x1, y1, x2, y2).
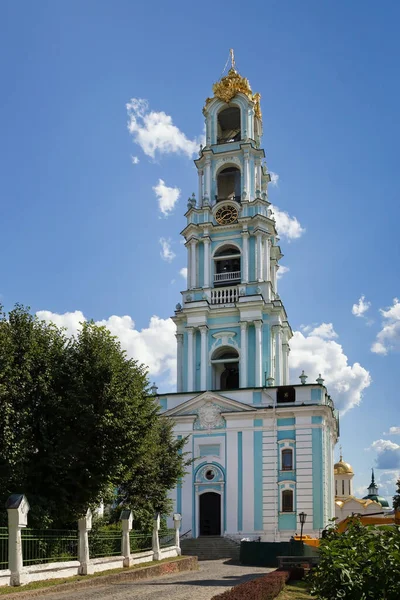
(334, 456, 354, 475)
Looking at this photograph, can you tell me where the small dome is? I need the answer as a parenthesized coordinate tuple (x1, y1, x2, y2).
(334, 459, 354, 474)
(362, 494, 389, 508)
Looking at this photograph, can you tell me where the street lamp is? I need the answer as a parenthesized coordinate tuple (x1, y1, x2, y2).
(299, 512, 307, 541)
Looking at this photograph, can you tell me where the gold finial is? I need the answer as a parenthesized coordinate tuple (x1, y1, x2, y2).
(230, 48, 236, 71)
(339, 445, 343, 461)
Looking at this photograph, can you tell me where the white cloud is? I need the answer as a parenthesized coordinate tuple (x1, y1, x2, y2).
(371, 297, 400, 355)
(269, 171, 279, 186)
(153, 179, 181, 216)
(159, 238, 176, 262)
(277, 265, 289, 280)
(352, 295, 371, 318)
(179, 267, 187, 280)
(386, 426, 400, 436)
(131, 155, 140, 165)
(270, 205, 305, 241)
(290, 322, 371, 414)
(126, 98, 199, 159)
(36, 310, 85, 338)
(36, 311, 177, 386)
(369, 439, 400, 470)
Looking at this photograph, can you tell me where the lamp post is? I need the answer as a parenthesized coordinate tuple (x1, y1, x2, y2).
(299, 512, 307, 541)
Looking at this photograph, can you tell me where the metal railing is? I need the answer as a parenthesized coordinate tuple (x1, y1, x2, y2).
(214, 271, 241, 283)
(129, 531, 153, 554)
(21, 529, 78, 565)
(0, 528, 8, 569)
(88, 526, 122, 558)
(211, 286, 239, 305)
(159, 529, 175, 549)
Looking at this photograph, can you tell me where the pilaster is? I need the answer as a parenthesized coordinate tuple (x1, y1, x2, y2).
(176, 333, 184, 393)
(254, 320, 263, 387)
(240, 321, 248, 388)
(187, 327, 195, 392)
(199, 325, 208, 390)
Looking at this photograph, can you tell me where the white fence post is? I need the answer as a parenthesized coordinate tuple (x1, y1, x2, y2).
(78, 509, 94, 575)
(120, 510, 133, 567)
(6, 494, 30, 586)
(173, 513, 182, 555)
(152, 513, 161, 560)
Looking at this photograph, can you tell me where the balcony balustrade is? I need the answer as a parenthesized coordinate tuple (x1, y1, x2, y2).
(214, 271, 241, 284)
(210, 286, 239, 305)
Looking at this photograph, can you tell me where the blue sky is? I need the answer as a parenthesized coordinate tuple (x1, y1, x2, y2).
(1, 0, 399, 501)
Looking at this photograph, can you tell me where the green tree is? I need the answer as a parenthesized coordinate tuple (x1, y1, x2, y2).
(309, 518, 400, 600)
(0, 304, 187, 528)
(393, 477, 400, 510)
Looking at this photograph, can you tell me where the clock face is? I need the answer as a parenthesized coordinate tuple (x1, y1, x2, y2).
(215, 204, 238, 225)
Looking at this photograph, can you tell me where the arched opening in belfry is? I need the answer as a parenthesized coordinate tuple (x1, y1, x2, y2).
(211, 347, 239, 391)
(213, 245, 241, 286)
(216, 167, 241, 202)
(217, 106, 241, 144)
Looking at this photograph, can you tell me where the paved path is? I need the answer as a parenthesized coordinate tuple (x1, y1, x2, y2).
(40, 560, 273, 600)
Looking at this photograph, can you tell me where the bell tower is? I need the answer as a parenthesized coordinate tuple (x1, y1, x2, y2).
(173, 55, 292, 394)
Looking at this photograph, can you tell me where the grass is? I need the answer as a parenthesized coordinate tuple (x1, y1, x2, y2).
(277, 581, 312, 600)
(0, 556, 188, 595)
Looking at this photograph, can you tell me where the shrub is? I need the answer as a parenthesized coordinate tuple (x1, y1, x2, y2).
(309, 518, 400, 599)
(212, 570, 289, 599)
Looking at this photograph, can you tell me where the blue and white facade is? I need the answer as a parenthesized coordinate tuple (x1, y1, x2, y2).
(159, 67, 339, 541)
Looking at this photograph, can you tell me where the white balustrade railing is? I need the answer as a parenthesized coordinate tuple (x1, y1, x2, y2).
(211, 286, 239, 305)
(214, 271, 241, 283)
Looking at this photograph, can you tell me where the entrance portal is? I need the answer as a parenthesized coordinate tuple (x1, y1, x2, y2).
(200, 492, 221, 536)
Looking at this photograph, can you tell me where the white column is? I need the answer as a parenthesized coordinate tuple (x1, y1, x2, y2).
(187, 327, 194, 392)
(121, 511, 133, 567)
(255, 320, 263, 387)
(199, 325, 208, 390)
(256, 159, 262, 193)
(198, 169, 203, 205)
(271, 259, 277, 292)
(282, 343, 289, 385)
(7, 494, 30, 586)
(243, 152, 249, 198)
(241, 231, 249, 283)
(186, 242, 191, 289)
(240, 321, 248, 388)
(190, 239, 197, 289)
(273, 325, 283, 385)
(256, 233, 263, 282)
(264, 237, 271, 282)
(205, 157, 211, 202)
(78, 509, 94, 575)
(203, 237, 210, 288)
(173, 513, 182, 555)
(176, 333, 184, 392)
(152, 513, 161, 560)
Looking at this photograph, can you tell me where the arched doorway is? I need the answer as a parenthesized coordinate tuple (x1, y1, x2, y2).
(211, 346, 240, 391)
(199, 492, 221, 536)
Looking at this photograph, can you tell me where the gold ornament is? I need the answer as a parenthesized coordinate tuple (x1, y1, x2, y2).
(204, 69, 262, 119)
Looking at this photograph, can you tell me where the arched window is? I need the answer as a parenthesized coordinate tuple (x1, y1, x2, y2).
(282, 489, 294, 513)
(217, 107, 241, 144)
(214, 245, 241, 286)
(211, 347, 239, 391)
(281, 449, 293, 471)
(216, 167, 241, 202)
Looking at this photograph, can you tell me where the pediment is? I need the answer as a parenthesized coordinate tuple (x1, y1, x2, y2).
(163, 391, 254, 419)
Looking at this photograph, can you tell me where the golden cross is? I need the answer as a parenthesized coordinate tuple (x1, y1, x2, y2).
(230, 48, 236, 70)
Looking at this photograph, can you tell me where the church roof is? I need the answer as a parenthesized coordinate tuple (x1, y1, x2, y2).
(362, 494, 390, 508)
(334, 451, 354, 474)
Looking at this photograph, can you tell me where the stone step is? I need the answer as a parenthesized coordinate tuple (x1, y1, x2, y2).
(181, 536, 240, 561)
